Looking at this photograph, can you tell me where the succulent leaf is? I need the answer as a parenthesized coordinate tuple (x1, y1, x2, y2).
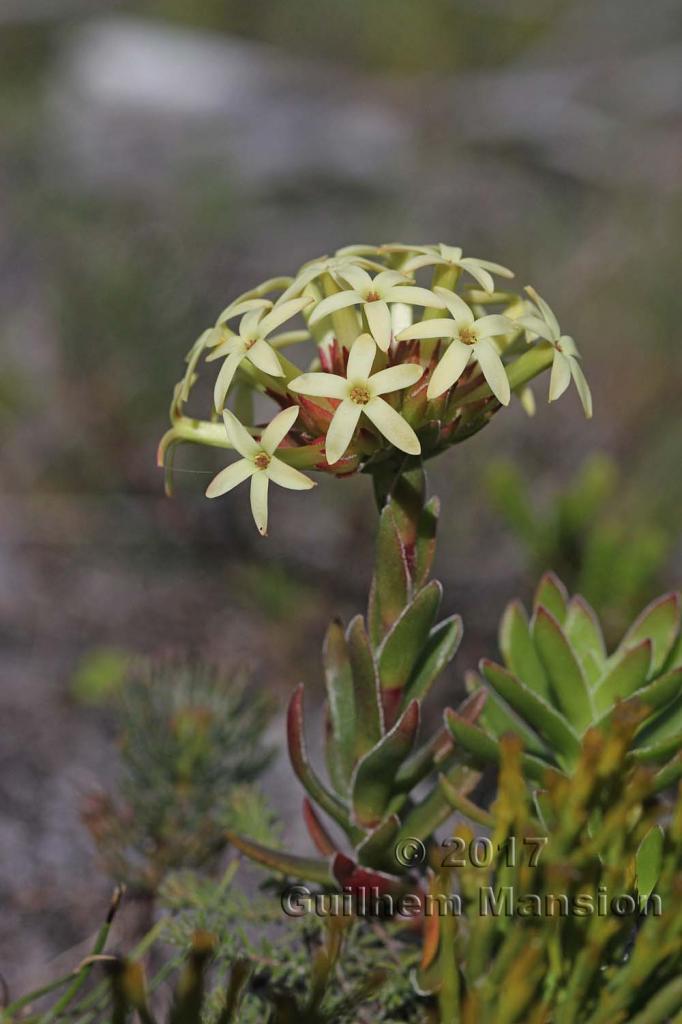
(532, 607, 593, 732)
(351, 700, 420, 829)
(378, 580, 442, 692)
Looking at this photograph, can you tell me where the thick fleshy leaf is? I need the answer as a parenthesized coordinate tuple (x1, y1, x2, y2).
(227, 831, 333, 885)
(346, 616, 384, 756)
(593, 639, 653, 715)
(368, 503, 410, 645)
(618, 592, 681, 675)
(322, 619, 355, 793)
(351, 700, 420, 828)
(634, 691, 682, 749)
(378, 581, 442, 692)
(652, 757, 682, 792)
(480, 660, 581, 767)
(532, 608, 593, 733)
(403, 614, 463, 706)
(533, 572, 569, 624)
(627, 666, 682, 714)
(413, 495, 440, 588)
(564, 595, 607, 686)
(635, 826, 664, 902)
(438, 772, 494, 827)
(632, 730, 682, 764)
(499, 599, 550, 700)
(302, 797, 337, 856)
(444, 710, 552, 784)
(287, 684, 359, 840)
(470, 672, 549, 758)
(355, 814, 401, 872)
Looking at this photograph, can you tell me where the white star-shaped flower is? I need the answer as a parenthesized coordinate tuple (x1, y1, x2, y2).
(516, 287, 592, 418)
(206, 406, 315, 536)
(385, 243, 514, 294)
(288, 333, 424, 465)
(206, 298, 312, 412)
(277, 254, 386, 303)
(309, 268, 445, 353)
(396, 287, 514, 405)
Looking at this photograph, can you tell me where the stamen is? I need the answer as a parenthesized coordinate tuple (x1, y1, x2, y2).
(349, 384, 371, 406)
(254, 452, 271, 470)
(459, 326, 477, 345)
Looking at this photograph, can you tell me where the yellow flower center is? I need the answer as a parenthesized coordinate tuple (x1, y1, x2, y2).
(244, 337, 257, 350)
(365, 291, 380, 302)
(254, 452, 271, 470)
(349, 383, 371, 406)
(458, 326, 477, 345)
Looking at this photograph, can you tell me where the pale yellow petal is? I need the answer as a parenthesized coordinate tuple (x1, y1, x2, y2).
(396, 318, 459, 342)
(365, 300, 392, 352)
(325, 399, 362, 465)
(223, 409, 260, 459)
(370, 363, 423, 395)
(474, 338, 510, 406)
(259, 296, 312, 337)
(383, 285, 446, 308)
(260, 405, 300, 454)
(548, 351, 572, 403)
(309, 290, 363, 326)
(214, 350, 245, 411)
(288, 372, 347, 399)
(247, 338, 284, 377)
(426, 341, 471, 399)
(364, 397, 421, 456)
(206, 458, 255, 499)
(434, 287, 474, 324)
(266, 457, 315, 490)
(250, 472, 270, 536)
(347, 333, 377, 379)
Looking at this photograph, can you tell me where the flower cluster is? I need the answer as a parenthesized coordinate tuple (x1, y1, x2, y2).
(159, 243, 592, 534)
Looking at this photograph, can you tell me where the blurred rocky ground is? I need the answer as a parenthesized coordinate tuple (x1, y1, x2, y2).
(1, 0, 681, 997)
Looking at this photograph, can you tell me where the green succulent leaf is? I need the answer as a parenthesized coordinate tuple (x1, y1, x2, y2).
(378, 580, 442, 691)
(634, 825, 664, 902)
(532, 607, 593, 732)
(403, 614, 463, 707)
(346, 615, 384, 757)
(635, 692, 682, 749)
(368, 504, 410, 646)
(480, 660, 581, 768)
(322, 618, 355, 794)
(443, 709, 552, 784)
(226, 830, 333, 886)
(467, 671, 549, 758)
(354, 814, 401, 871)
(413, 495, 440, 589)
(618, 591, 681, 675)
(351, 700, 420, 829)
(499, 599, 550, 699)
(564, 595, 606, 685)
(533, 572, 569, 625)
(593, 639, 653, 716)
(287, 684, 360, 842)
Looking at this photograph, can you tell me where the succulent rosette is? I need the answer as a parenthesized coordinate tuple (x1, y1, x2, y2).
(159, 243, 592, 534)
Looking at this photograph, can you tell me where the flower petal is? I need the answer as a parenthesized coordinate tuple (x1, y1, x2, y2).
(250, 472, 270, 536)
(247, 338, 284, 377)
(288, 372, 347, 399)
(569, 357, 593, 418)
(370, 363, 424, 395)
(364, 397, 421, 456)
(548, 351, 572, 403)
(471, 258, 514, 279)
(266, 457, 316, 490)
(427, 341, 471, 399)
(433, 287, 475, 324)
(474, 337, 510, 405)
(396, 318, 459, 342)
(336, 265, 374, 294)
(439, 243, 463, 262)
(458, 260, 495, 293)
(206, 458, 255, 499)
(223, 409, 260, 459)
(384, 285, 446, 309)
(516, 314, 556, 342)
(259, 297, 312, 337)
(214, 350, 245, 411)
(365, 300, 393, 352)
(374, 269, 413, 291)
(325, 399, 362, 465)
(474, 314, 515, 339)
(260, 405, 300, 455)
(525, 286, 560, 337)
(309, 290, 363, 326)
(401, 254, 440, 273)
(347, 333, 377, 379)
(239, 307, 267, 339)
(215, 298, 271, 325)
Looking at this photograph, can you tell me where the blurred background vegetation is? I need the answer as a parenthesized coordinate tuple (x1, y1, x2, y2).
(1, 0, 681, 996)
